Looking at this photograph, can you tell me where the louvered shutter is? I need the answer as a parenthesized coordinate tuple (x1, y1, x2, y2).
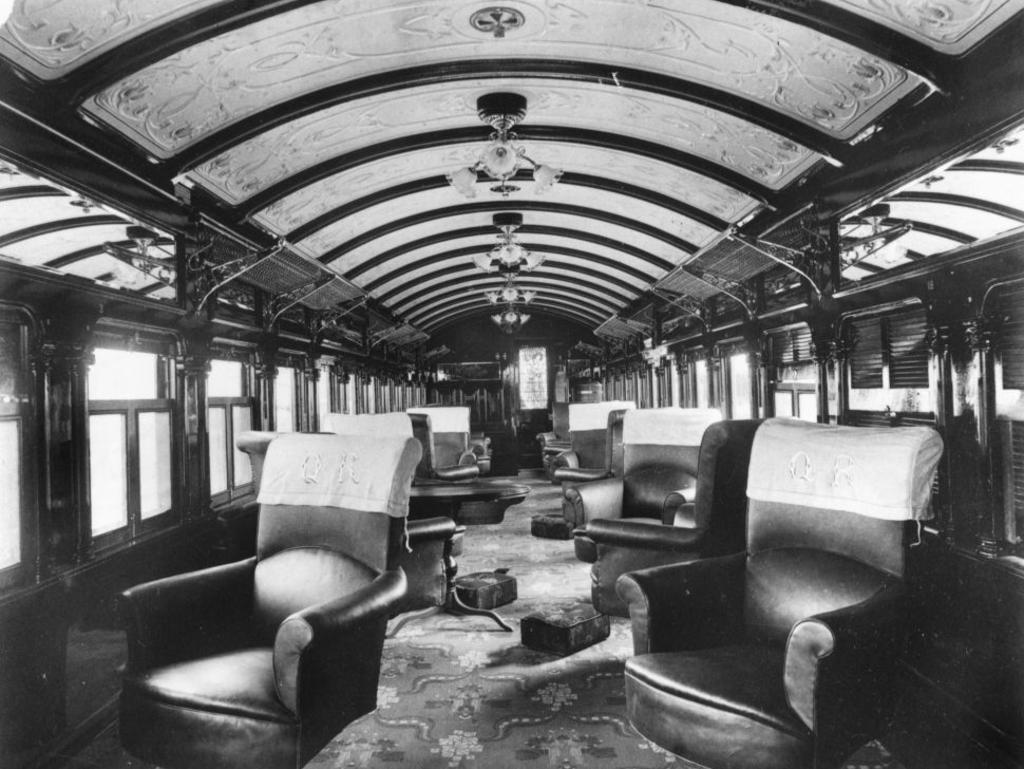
(1000, 283, 1024, 389)
(770, 326, 812, 366)
(850, 317, 883, 388)
(888, 309, 930, 389)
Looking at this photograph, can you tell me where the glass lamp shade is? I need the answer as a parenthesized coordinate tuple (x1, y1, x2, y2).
(485, 290, 501, 304)
(503, 310, 519, 324)
(520, 289, 537, 304)
(492, 242, 527, 266)
(500, 285, 519, 303)
(447, 166, 478, 198)
(473, 252, 496, 272)
(532, 163, 563, 192)
(481, 139, 521, 179)
(522, 250, 544, 271)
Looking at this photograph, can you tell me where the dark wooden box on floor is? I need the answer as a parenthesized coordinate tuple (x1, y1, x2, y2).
(521, 604, 610, 655)
(530, 513, 574, 539)
(454, 570, 518, 609)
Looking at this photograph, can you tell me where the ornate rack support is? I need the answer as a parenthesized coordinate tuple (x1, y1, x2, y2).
(651, 287, 706, 325)
(103, 241, 176, 290)
(193, 239, 288, 313)
(682, 266, 757, 318)
(733, 235, 825, 298)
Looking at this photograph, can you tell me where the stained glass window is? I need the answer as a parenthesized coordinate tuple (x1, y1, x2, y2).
(518, 347, 548, 410)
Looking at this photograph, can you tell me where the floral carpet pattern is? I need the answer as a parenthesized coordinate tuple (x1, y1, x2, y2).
(309, 476, 905, 769)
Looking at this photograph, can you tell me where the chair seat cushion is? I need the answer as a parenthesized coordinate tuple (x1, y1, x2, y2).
(624, 645, 810, 769)
(125, 648, 293, 723)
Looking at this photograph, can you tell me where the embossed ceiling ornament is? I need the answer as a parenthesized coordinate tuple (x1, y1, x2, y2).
(80, 0, 923, 158)
(469, 6, 526, 38)
(186, 78, 819, 206)
(823, 0, 1023, 54)
(0, 0, 220, 79)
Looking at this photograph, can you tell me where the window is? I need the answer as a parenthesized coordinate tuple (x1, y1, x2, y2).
(695, 358, 710, 408)
(208, 359, 253, 501)
(728, 352, 753, 419)
(0, 318, 30, 588)
(275, 365, 296, 431)
(518, 346, 548, 410)
(88, 347, 174, 545)
(769, 326, 817, 422)
(847, 308, 935, 414)
(670, 360, 681, 407)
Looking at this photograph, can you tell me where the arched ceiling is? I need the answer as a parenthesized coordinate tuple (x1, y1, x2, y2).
(0, 0, 1023, 346)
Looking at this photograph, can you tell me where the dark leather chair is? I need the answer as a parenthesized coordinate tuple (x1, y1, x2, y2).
(538, 402, 571, 472)
(617, 418, 943, 769)
(469, 431, 492, 476)
(240, 425, 457, 615)
(119, 433, 420, 769)
(550, 400, 635, 484)
(407, 407, 480, 482)
(574, 414, 757, 617)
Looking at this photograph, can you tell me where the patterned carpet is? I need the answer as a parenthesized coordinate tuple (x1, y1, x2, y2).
(310, 475, 904, 769)
(73, 474, 904, 769)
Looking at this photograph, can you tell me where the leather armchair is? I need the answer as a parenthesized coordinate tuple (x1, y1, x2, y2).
(469, 431, 492, 476)
(407, 407, 480, 482)
(617, 418, 944, 769)
(239, 425, 460, 613)
(119, 433, 420, 769)
(573, 415, 757, 616)
(549, 400, 635, 484)
(538, 402, 571, 472)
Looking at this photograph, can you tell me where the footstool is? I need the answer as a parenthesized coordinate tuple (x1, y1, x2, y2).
(530, 513, 573, 540)
(454, 569, 517, 610)
(521, 603, 610, 655)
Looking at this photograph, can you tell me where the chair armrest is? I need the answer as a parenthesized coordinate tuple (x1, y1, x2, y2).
(458, 450, 478, 466)
(581, 518, 705, 551)
(615, 552, 746, 655)
(551, 449, 579, 470)
(785, 582, 910, 742)
(434, 462, 480, 482)
(119, 557, 257, 673)
(563, 477, 624, 525)
(554, 466, 611, 483)
(274, 569, 408, 715)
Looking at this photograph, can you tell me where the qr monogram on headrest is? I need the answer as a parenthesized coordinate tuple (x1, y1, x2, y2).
(788, 451, 857, 488)
(300, 452, 360, 485)
(302, 453, 323, 484)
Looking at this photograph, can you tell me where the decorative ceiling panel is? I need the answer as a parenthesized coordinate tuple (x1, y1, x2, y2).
(0, 195, 123, 235)
(0, 0, 221, 79)
(318, 211, 685, 278)
(887, 200, 1020, 239)
(251, 142, 758, 236)
(823, 0, 1024, 55)
(295, 182, 722, 260)
(902, 169, 1024, 212)
(187, 78, 819, 202)
(81, 0, 920, 157)
(1, 224, 136, 266)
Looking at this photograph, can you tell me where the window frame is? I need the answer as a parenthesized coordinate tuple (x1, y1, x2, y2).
(87, 346, 177, 551)
(0, 312, 34, 591)
(207, 357, 255, 507)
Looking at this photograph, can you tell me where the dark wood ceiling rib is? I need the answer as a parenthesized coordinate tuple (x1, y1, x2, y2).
(285, 171, 731, 245)
(325, 202, 689, 271)
(357, 227, 664, 287)
(394, 278, 623, 321)
(45, 237, 177, 269)
(421, 304, 601, 333)
(845, 218, 976, 246)
(0, 185, 66, 202)
(889, 191, 1024, 223)
(0, 214, 127, 248)
(413, 296, 604, 330)
(951, 159, 1024, 175)
(376, 261, 638, 309)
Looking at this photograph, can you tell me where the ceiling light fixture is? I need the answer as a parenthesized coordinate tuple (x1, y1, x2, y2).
(487, 273, 534, 333)
(472, 213, 545, 273)
(448, 93, 562, 198)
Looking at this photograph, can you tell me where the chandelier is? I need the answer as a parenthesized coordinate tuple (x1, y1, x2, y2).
(447, 93, 562, 198)
(487, 274, 534, 334)
(473, 213, 544, 273)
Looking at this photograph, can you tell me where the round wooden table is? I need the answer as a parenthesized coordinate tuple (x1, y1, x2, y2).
(409, 480, 531, 525)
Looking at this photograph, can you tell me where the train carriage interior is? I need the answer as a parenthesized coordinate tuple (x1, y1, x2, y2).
(0, 2, 1023, 768)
